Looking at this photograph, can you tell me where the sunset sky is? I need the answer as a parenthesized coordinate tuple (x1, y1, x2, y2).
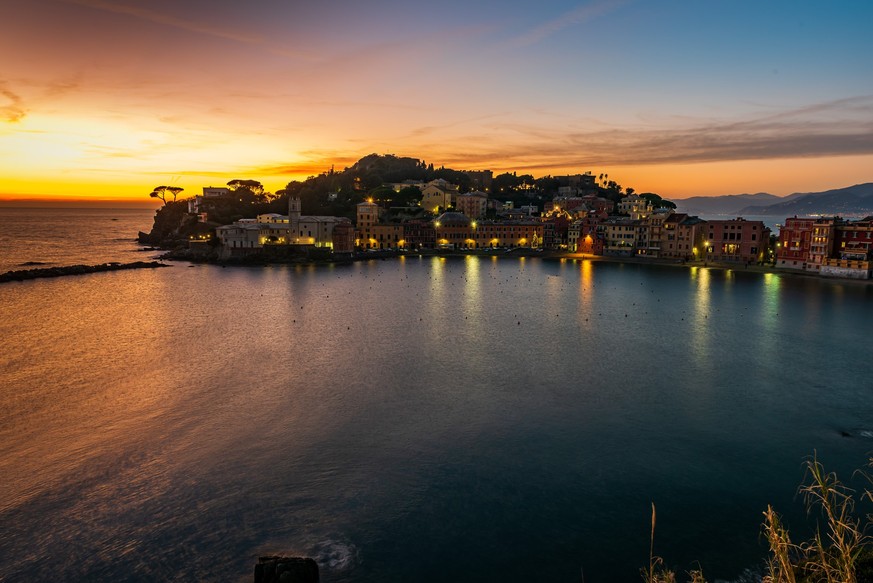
(2, 0, 872, 204)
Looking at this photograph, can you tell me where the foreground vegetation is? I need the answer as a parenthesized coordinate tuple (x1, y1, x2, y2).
(643, 454, 873, 583)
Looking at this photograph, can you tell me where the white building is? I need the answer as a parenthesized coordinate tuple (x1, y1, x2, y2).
(214, 198, 351, 255)
(188, 187, 231, 215)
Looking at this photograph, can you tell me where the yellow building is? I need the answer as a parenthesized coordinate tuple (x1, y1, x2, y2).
(420, 180, 459, 213)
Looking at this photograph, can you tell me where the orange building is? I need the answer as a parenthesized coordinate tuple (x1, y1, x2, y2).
(433, 212, 543, 249)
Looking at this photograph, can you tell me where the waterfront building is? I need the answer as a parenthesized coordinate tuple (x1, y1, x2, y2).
(472, 220, 543, 249)
(637, 210, 671, 257)
(821, 217, 872, 279)
(541, 206, 573, 248)
(809, 217, 838, 267)
(776, 216, 872, 279)
(361, 224, 405, 250)
(355, 200, 383, 249)
(776, 217, 816, 270)
(215, 219, 262, 251)
(215, 198, 351, 256)
(567, 212, 606, 254)
(678, 217, 709, 261)
(603, 217, 638, 256)
(567, 220, 582, 252)
(660, 213, 688, 258)
(568, 217, 604, 254)
(705, 218, 769, 263)
(286, 197, 351, 247)
(833, 217, 873, 256)
(434, 211, 473, 249)
(660, 214, 709, 260)
(332, 222, 355, 254)
(428, 212, 543, 249)
(403, 220, 436, 250)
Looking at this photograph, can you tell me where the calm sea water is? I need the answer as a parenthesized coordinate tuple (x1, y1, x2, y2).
(0, 207, 158, 273)
(2, 209, 873, 582)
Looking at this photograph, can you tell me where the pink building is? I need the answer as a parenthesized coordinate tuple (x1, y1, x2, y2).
(705, 218, 769, 263)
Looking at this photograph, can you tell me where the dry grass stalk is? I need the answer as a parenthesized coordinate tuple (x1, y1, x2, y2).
(642, 503, 705, 583)
(762, 504, 798, 583)
(799, 452, 865, 583)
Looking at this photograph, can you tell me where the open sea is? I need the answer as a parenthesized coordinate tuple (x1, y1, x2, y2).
(2, 207, 873, 582)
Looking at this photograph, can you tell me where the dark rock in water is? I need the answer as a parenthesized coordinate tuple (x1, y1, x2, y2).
(254, 556, 318, 583)
(18, 261, 49, 266)
(0, 261, 169, 283)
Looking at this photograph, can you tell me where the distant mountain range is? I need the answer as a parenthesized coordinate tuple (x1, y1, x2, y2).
(673, 183, 873, 217)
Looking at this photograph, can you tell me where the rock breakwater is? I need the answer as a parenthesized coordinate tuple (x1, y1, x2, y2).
(0, 261, 169, 283)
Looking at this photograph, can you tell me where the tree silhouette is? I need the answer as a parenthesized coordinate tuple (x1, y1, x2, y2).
(226, 179, 264, 196)
(150, 185, 183, 205)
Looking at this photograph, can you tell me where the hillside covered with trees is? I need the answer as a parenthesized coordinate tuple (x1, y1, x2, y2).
(141, 153, 672, 246)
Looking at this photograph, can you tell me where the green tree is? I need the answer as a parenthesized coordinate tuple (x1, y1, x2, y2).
(640, 192, 677, 210)
(226, 179, 267, 204)
(368, 185, 396, 204)
(394, 186, 422, 206)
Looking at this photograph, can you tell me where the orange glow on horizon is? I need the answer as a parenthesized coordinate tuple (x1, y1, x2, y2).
(3, 111, 872, 203)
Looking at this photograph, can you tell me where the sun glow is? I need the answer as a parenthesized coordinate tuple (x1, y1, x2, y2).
(0, 111, 315, 200)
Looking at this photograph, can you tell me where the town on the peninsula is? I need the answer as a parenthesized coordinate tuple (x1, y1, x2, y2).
(140, 154, 873, 281)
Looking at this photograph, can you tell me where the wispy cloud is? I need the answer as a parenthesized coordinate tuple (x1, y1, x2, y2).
(512, 0, 629, 47)
(60, 0, 261, 43)
(0, 83, 26, 122)
(250, 152, 362, 179)
(59, 0, 313, 60)
(404, 96, 873, 170)
(406, 111, 508, 139)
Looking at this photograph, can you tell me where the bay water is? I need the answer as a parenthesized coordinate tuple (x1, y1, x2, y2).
(1, 208, 872, 582)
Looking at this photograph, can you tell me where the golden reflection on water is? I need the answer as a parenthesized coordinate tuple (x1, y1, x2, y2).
(690, 268, 711, 367)
(462, 255, 482, 319)
(542, 262, 565, 317)
(758, 273, 782, 363)
(578, 260, 594, 322)
(0, 270, 185, 512)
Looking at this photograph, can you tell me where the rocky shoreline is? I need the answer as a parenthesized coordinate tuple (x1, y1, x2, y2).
(0, 261, 169, 283)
